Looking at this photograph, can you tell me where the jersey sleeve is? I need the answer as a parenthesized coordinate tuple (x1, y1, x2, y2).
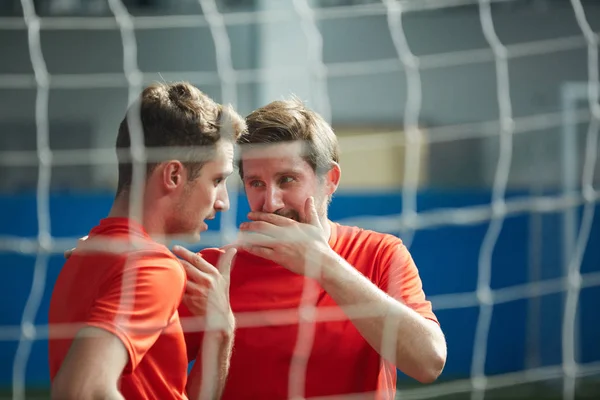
(85, 252, 186, 373)
(377, 239, 439, 325)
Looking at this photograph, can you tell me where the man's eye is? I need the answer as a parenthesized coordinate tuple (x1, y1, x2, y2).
(280, 176, 294, 184)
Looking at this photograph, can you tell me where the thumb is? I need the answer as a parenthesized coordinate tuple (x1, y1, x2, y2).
(305, 196, 321, 228)
(217, 247, 237, 281)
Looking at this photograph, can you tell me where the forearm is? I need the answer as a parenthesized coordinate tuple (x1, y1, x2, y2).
(90, 388, 125, 400)
(318, 252, 446, 383)
(51, 380, 125, 400)
(187, 327, 235, 400)
(51, 327, 129, 400)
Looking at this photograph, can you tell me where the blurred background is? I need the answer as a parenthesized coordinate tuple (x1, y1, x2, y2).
(1, 0, 599, 398)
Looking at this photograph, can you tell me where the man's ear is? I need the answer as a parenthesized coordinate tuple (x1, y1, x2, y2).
(325, 162, 341, 196)
(162, 161, 186, 192)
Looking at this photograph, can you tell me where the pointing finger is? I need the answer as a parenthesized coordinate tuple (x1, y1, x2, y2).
(172, 245, 218, 275)
(216, 248, 237, 281)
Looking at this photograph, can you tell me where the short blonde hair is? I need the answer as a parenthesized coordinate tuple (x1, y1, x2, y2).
(238, 97, 339, 178)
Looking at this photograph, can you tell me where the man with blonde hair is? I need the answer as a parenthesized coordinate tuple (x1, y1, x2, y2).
(181, 97, 447, 400)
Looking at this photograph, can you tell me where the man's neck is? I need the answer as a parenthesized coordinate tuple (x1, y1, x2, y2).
(108, 193, 166, 242)
(108, 193, 141, 221)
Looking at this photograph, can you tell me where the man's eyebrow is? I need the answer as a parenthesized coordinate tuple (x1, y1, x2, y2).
(275, 169, 303, 177)
(243, 170, 303, 181)
(215, 169, 233, 178)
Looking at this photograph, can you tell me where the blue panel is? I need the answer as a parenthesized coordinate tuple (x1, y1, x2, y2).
(0, 191, 599, 387)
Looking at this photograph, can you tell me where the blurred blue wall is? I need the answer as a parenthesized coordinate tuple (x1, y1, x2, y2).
(0, 190, 599, 387)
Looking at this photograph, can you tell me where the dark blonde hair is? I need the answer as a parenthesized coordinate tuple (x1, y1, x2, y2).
(238, 97, 339, 178)
(115, 81, 246, 194)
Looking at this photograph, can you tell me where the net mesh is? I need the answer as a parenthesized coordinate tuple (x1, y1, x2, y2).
(1, 0, 600, 399)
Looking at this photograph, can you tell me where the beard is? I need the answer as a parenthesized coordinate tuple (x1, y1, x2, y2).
(272, 195, 328, 223)
(274, 208, 301, 222)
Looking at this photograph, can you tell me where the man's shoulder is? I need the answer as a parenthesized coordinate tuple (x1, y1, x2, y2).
(72, 228, 181, 274)
(333, 223, 415, 285)
(334, 222, 403, 248)
(78, 236, 173, 260)
(332, 223, 410, 272)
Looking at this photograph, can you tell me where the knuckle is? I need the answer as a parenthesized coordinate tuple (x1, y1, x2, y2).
(183, 266, 198, 280)
(191, 254, 202, 265)
(206, 276, 216, 289)
(188, 283, 201, 293)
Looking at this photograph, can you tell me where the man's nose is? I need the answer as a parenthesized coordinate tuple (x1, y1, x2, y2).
(215, 186, 230, 212)
(262, 185, 284, 213)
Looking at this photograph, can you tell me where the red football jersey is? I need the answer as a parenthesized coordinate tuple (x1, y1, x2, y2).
(49, 218, 188, 400)
(181, 221, 437, 400)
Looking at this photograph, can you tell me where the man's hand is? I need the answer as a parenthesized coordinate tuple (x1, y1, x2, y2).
(235, 197, 334, 279)
(64, 236, 88, 259)
(172, 246, 237, 337)
(175, 246, 238, 400)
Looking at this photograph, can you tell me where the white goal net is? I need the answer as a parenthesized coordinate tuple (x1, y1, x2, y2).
(0, 0, 599, 399)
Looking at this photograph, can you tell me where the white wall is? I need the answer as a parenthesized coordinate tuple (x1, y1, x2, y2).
(1, 0, 599, 191)
(317, 2, 600, 189)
